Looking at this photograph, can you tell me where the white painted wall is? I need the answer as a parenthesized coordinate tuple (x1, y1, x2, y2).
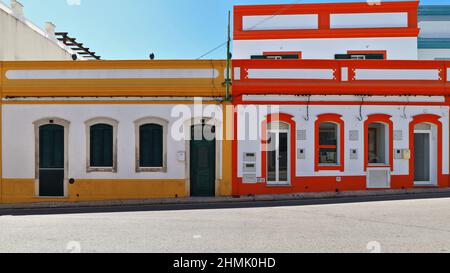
(330, 12, 408, 29)
(417, 14, 450, 60)
(2, 104, 223, 180)
(0, 2, 73, 60)
(418, 49, 450, 60)
(233, 37, 418, 60)
(236, 102, 449, 178)
(419, 21, 450, 39)
(243, 14, 318, 31)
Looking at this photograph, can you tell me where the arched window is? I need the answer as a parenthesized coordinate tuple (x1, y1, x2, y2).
(367, 122, 388, 165)
(140, 124, 163, 167)
(364, 114, 393, 171)
(315, 114, 345, 172)
(318, 122, 338, 164)
(85, 118, 118, 172)
(135, 117, 168, 172)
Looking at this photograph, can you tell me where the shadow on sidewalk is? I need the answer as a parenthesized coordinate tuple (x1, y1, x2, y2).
(1, 191, 450, 217)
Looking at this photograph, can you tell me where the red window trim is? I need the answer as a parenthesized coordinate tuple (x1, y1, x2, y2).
(261, 113, 297, 184)
(347, 50, 387, 59)
(364, 114, 394, 171)
(315, 114, 345, 172)
(263, 51, 302, 59)
(319, 145, 337, 149)
(409, 114, 442, 183)
(234, 1, 420, 40)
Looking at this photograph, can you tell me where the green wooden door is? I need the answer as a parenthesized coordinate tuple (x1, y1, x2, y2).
(39, 124, 65, 197)
(190, 125, 216, 197)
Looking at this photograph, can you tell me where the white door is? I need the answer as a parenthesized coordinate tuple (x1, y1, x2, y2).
(267, 129, 290, 185)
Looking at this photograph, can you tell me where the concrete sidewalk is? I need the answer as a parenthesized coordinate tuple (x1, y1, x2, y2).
(1, 187, 450, 211)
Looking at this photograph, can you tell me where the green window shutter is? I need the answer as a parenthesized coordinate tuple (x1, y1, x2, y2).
(39, 124, 64, 169)
(335, 54, 385, 60)
(139, 124, 163, 167)
(335, 54, 350, 60)
(90, 124, 113, 167)
(365, 54, 385, 60)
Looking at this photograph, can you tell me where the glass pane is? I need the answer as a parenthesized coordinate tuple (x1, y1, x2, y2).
(368, 123, 387, 164)
(268, 122, 289, 131)
(319, 148, 338, 164)
(319, 123, 337, 146)
(319, 122, 338, 164)
(191, 124, 216, 141)
(368, 128, 378, 163)
(267, 132, 276, 182)
(414, 133, 430, 182)
(279, 133, 288, 182)
(90, 124, 113, 167)
(415, 123, 432, 130)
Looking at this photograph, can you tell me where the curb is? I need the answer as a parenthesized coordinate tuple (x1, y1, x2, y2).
(1, 188, 450, 210)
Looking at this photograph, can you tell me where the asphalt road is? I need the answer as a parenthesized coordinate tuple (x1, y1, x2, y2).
(1, 194, 450, 253)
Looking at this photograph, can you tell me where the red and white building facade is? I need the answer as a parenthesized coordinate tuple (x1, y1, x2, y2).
(231, 1, 450, 196)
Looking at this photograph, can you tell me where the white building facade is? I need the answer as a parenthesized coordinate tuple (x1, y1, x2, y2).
(0, 0, 75, 60)
(231, 1, 450, 196)
(418, 5, 450, 60)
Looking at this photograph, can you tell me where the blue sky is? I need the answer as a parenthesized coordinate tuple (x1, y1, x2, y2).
(11, 0, 450, 60)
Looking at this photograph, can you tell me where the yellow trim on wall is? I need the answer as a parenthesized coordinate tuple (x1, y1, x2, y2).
(1, 179, 189, 204)
(219, 102, 233, 196)
(2, 100, 224, 105)
(0, 102, 2, 204)
(0, 61, 234, 204)
(0, 60, 227, 98)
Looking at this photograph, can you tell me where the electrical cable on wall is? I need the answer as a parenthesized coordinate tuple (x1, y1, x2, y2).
(195, 0, 303, 60)
(304, 95, 311, 121)
(357, 96, 365, 121)
(401, 96, 410, 119)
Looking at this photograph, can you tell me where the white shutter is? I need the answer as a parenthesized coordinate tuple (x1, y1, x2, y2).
(367, 168, 391, 189)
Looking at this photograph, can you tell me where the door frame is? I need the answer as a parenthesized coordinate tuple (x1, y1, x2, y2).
(184, 117, 221, 197)
(409, 114, 442, 188)
(413, 129, 437, 186)
(266, 128, 290, 186)
(33, 118, 70, 198)
(260, 113, 296, 187)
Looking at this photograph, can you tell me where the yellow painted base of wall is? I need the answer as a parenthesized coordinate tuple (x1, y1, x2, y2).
(0, 179, 188, 204)
(219, 143, 233, 197)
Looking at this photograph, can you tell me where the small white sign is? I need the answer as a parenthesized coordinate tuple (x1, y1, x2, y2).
(177, 151, 186, 161)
